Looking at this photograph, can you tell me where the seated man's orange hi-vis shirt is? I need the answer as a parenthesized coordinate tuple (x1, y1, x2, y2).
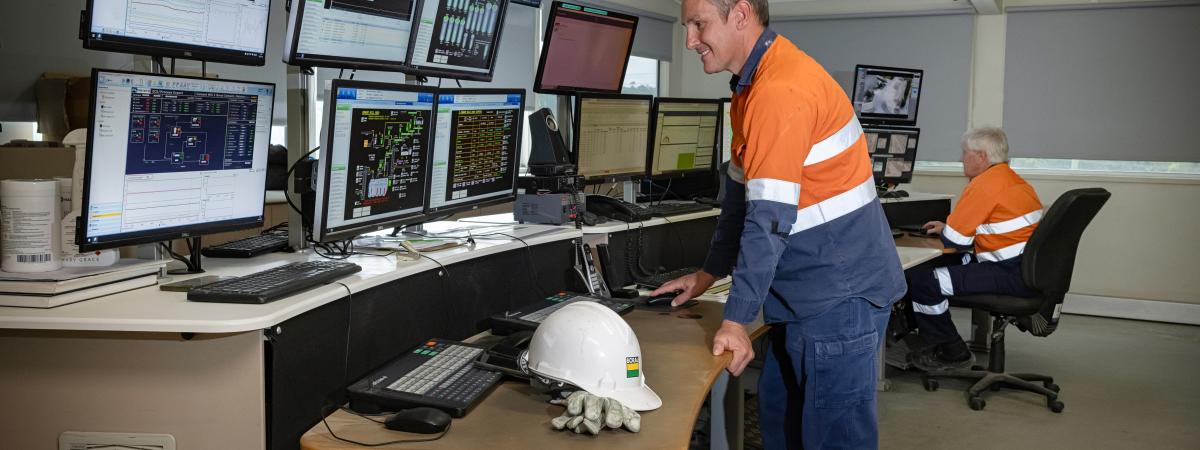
(941, 163, 1043, 262)
(703, 30, 905, 324)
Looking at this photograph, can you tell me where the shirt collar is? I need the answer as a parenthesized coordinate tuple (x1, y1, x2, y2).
(729, 28, 778, 95)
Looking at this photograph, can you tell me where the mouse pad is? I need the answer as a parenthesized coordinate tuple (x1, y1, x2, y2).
(639, 299, 699, 312)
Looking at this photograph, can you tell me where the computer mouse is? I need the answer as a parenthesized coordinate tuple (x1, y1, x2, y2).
(646, 292, 683, 306)
(383, 407, 451, 434)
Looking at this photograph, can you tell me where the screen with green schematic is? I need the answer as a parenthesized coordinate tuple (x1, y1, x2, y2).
(648, 99, 720, 176)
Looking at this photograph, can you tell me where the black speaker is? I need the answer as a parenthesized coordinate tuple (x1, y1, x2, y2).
(527, 108, 575, 176)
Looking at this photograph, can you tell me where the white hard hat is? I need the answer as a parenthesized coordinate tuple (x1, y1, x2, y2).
(524, 301, 662, 411)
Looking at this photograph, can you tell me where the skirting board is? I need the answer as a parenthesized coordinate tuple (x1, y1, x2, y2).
(1062, 294, 1200, 326)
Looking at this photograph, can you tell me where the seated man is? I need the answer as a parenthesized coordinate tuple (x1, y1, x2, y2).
(908, 127, 1043, 371)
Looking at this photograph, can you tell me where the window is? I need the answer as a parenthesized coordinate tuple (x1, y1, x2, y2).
(622, 56, 659, 96)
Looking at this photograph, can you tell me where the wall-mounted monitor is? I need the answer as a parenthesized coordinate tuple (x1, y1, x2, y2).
(851, 64, 924, 127)
(283, 0, 419, 72)
(534, 1, 638, 95)
(80, 69, 275, 251)
(406, 0, 509, 81)
(84, 0, 271, 66)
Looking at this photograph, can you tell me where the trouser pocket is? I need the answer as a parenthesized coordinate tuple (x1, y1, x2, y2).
(812, 331, 877, 409)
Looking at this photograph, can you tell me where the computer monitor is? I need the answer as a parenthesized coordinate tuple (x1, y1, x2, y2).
(851, 65, 924, 127)
(864, 126, 920, 185)
(534, 2, 638, 95)
(314, 81, 436, 242)
(426, 89, 525, 215)
(79, 69, 275, 251)
(283, 0, 419, 72)
(406, 0, 509, 81)
(84, 0, 271, 66)
(512, 0, 542, 6)
(720, 98, 732, 163)
(647, 98, 721, 177)
(572, 93, 652, 183)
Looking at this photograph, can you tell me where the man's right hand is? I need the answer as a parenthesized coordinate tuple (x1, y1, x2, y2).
(650, 270, 718, 307)
(923, 221, 946, 235)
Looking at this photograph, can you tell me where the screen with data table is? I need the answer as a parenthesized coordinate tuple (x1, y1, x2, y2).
(81, 70, 274, 251)
(85, 0, 271, 65)
(283, 0, 418, 71)
(427, 90, 524, 214)
(572, 94, 652, 182)
(315, 81, 436, 242)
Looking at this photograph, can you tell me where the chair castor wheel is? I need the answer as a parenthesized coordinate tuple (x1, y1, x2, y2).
(1045, 382, 1060, 393)
(922, 378, 939, 392)
(968, 396, 986, 411)
(1048, 399, 1065, 413)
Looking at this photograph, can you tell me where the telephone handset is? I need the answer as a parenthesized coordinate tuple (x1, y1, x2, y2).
(475, 330, 534, 379)
(586, 195, 650, 223)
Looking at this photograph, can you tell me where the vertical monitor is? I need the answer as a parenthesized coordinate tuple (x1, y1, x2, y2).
(572, 93, 652, 182)
(426, 89, 525, 215)
(84, 0, 271, 66)
(406, 0, 508, 81)
(851, 65, 924, 127)
(534, 2, 638, 95)
(315, 81, 436, 242)
(80, 70, 275, 251)
(283, 0, 419, 71)
(648, 98, 721, 177)
(864, 126, 920, 185)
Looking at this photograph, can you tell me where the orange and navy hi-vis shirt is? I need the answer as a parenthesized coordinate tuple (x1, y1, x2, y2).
(702, 30, 906, 324)
(942, 163, 1043, 262)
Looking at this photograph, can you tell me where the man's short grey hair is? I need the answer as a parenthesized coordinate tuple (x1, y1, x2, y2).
(961, 127, 1009, 164)
(708, 0, 770, 26)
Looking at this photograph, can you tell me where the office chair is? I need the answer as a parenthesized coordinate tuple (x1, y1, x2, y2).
(921, 188, 1111, 412)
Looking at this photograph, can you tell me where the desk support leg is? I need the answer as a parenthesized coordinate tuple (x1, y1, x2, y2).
(723, 372, 745, 450)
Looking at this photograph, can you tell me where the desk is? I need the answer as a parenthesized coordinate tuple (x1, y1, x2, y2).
(0, 223, 581, 450)
(301, 300, 767, 450)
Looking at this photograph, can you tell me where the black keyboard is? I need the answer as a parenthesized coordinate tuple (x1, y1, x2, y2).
(187, 260, 362, 304)
(490, 292, 635, 336)
(201, 234, 289, 258)
(642, 202, 713, 217)
(346, 339, 501, 418)
(635, 266, 700, 289)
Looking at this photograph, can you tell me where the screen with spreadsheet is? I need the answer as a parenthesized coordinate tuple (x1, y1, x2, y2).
(314, 81, 436, 242)
(572, 94, 652, 181)
(648, 99, 721, 177)
(283, 0, 418, 71)
(406, 0, 508, 81)
(80, 70, 275, 251)
(85, 0, 271, 65)
(426, 89, 525, 215)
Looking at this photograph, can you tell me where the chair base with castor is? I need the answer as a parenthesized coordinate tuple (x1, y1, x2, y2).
(921, 315, 1064, 413)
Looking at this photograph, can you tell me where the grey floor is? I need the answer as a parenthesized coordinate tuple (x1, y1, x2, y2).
(743, 308, 1200, 449)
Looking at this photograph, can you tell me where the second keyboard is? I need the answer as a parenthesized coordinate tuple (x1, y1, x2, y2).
(187, 260, 362, 304)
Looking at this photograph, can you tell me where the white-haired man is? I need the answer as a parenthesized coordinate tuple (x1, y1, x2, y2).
(910, 127, 1043, 370)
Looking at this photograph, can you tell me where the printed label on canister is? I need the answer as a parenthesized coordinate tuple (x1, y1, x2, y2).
(1, 179, 62, 272)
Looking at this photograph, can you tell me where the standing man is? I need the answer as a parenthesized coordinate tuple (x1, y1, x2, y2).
(653, 1, 906, 448)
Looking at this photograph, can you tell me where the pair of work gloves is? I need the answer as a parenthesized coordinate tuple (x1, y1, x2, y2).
(548, 391, 641, 434)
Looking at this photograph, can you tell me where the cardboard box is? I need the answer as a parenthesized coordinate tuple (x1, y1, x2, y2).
(0, 146, 76, 180)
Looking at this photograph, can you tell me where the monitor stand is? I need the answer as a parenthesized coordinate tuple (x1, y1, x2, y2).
(389, 222, 427, 238)
(166, 236, 205, 275)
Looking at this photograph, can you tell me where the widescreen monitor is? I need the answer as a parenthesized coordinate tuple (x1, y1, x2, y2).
(851, 65, 924, 127)
(84, 0, 271, 66)
(406, 0, 509, 81)
(534, 2, 638, 95)
(79, 69, 275, 251)
(283, 0, 419, 72)
(647, 98, 721, 177)
(571, 93, 652, 182)
(314, 81, 436, 242)
(863, 126, 920, 185)
(426, 89, 525, 215)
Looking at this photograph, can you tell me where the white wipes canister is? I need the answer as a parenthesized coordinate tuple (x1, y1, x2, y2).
(1, 179, 62, 272)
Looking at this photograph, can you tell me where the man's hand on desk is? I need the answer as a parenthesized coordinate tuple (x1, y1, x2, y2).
(651, 270, 718, 307)
(923, 221, 946, 235)
(713, 320, 754, 377)
(549, 391, 641, 434)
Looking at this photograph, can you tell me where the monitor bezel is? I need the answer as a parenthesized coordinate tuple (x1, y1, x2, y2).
(863, 125, 920, 185)
(315, 79, 438, 243)
(403, 0, 510, 82)
(424, 88, 526, 216)
(78, 68, 275, 251)
(851, 64, 924, 127)
(83, 0, 271, 66)
(571, 92, 654, 184)
(645, 97, 723, 180)
(533, 1, 639, 96)
(283, 0, 423, 73)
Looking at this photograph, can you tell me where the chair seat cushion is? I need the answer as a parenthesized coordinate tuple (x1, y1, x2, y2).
(949, 294, 1044, 316)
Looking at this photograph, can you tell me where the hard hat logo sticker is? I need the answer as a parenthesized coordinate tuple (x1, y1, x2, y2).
(626, 357, 640, 378)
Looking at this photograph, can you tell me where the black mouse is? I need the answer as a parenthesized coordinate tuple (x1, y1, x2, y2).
(645, 292, 683, 306)
(384, 407, 451, 434)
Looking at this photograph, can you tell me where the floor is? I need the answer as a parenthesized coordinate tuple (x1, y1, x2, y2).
(740, 308, 1200, 450)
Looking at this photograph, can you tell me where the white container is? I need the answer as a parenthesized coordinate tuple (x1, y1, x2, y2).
(56, 177, 73, 218)
(1, 179, 62, 272)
